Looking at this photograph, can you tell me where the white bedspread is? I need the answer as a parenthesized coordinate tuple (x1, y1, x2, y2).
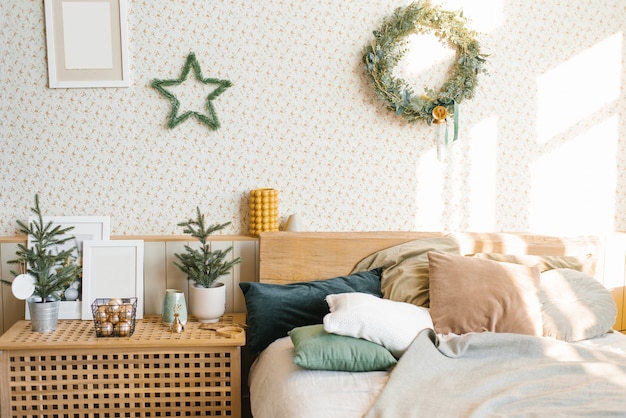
(250, 332, 626, 418)
(366, 330, 626, 417)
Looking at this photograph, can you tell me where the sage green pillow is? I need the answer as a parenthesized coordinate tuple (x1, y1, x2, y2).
(288, 324, 397, 372)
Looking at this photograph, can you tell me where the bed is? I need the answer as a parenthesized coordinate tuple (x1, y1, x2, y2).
(240, 232, 626, 418)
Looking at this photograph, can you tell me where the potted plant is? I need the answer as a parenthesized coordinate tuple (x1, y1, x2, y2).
(6, 195, 81, 332)
(173, 207, 241, 323)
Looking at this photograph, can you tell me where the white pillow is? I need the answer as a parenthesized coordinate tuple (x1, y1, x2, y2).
(323, 292, 433, 357)
(540, 268, 617, 341)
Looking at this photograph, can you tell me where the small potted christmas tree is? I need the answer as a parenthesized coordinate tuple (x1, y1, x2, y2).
(7, 195, 81, 332)
(173, 207, 240, 323)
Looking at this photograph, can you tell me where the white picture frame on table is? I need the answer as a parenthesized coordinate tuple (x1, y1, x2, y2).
(25, 216, 110, 320)
(81, 240, 144, 320)
(44, 0, 130, 88)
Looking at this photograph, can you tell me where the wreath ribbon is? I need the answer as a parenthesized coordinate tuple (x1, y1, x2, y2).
(433, 101, 459, 161)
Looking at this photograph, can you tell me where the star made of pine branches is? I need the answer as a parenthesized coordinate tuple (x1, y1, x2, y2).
(151, 52, 232, 130)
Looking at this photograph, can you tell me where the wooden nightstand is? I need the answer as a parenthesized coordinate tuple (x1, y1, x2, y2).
(0, 313, 246, 417)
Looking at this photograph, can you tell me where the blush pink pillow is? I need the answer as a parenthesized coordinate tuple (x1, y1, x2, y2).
(428, 252, 543, 336)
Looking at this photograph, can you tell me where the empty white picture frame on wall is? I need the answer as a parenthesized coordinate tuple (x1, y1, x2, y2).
(44, 0, 130, 88)
(81, 240, 144, 320)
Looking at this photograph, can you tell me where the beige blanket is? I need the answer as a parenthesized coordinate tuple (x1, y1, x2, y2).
(365, 329, 626, 417)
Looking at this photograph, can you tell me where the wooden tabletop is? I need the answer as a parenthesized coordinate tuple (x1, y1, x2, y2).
(0, 313, 246, 350)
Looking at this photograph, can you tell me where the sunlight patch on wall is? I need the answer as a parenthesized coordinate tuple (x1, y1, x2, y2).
(536, 33, 622, 144)
(467, 116, 498, 231)
(415, 148, 444, 230)
(439, 0, 503, 33)
(529, 116, 618, 234)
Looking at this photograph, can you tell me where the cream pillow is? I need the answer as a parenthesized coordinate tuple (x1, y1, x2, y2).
(428, 252, 543, 336)
(540, 268, 617, 341)
(324, 292, 433, 358)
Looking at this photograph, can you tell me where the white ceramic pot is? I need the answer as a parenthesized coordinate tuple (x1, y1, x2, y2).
(189, 282, 226, 323)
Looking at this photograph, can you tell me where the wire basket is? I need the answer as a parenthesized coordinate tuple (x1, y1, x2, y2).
(91, 297, 137, 337)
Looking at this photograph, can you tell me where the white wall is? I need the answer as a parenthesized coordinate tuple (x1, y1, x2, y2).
(0, 0, 624, 236)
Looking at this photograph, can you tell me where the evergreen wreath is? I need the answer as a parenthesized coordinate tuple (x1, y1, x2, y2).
(363, 0, 487, 125)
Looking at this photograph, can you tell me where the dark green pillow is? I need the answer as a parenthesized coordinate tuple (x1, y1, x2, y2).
(239, 268, 382, 353)
(289, 324, 397, 372)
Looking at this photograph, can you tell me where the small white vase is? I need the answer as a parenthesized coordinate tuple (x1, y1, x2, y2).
(284, 213, 304, 231)
(189, 282, 226, 323)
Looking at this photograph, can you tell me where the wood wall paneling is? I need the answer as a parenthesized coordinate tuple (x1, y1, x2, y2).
(1, 243, 24, 334)
(143, 242, 167, 316)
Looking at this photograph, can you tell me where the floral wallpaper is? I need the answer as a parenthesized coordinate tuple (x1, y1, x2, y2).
(0, 0, 624, 236)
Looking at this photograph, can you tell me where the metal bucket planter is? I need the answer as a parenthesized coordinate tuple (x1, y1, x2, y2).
(28, 298, 60, 332)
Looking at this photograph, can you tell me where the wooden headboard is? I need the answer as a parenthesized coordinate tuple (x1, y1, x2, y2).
(259, 232, 445, 283)
(258, 231, 625, 332)
(258, 231, 603, 284)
